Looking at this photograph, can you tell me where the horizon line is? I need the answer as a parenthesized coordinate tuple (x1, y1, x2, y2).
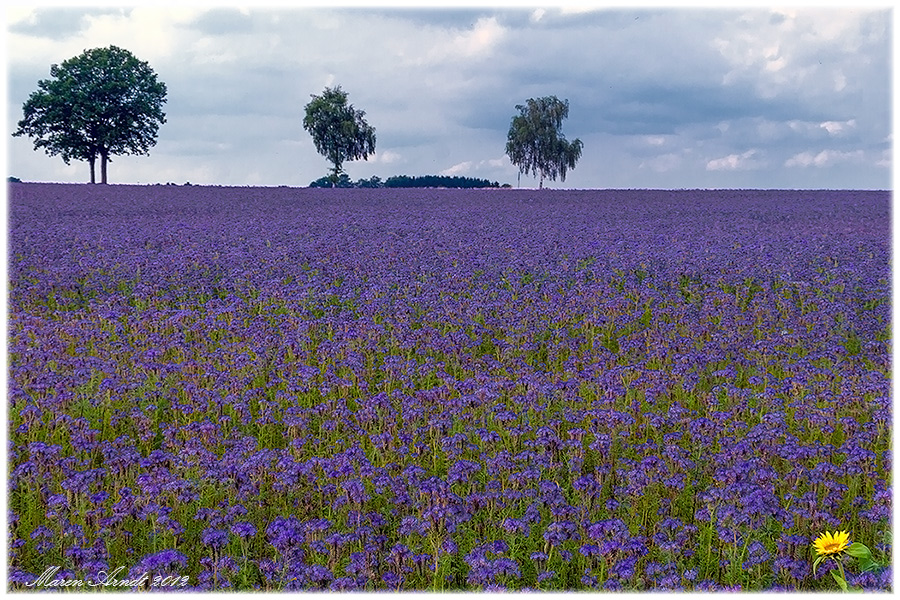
(7, 181, 892, 193)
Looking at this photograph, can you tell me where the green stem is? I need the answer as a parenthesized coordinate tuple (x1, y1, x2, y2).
(836, 560, 847, 590)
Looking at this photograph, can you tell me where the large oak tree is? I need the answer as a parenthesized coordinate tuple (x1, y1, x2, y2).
(14, 45, 167, 184)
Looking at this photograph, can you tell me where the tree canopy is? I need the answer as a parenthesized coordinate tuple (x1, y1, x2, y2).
(13, 45, 167, 184)
(303, 86, 376, 186)
(308, 174, 505, 188)
(505, 96, 583, 188)
(382, 175, 501, 188)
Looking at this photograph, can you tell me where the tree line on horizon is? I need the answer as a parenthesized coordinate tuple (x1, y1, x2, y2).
(308, 174, 510, 189)
(14, 46, 582, 188)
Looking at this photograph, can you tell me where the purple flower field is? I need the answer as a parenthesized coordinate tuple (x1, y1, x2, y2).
(7, 183, 891, 591)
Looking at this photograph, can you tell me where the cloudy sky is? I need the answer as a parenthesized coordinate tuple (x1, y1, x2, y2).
(4, 4, 893, 189)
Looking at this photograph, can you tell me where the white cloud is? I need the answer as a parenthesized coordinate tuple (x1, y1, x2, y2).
(423, 17, 505, 65)
(79, 8, 203, 64)
(559, 6, 600, 16)
(784, 149, 865, 168)
(764, 56, 786, 72)
(6, 8, 206, 76)
(640, 153, 682, 173)
(440, 161, 473, 176)
(440, 157, 507, 176)
(833, 69, 847, 91)
(711, 10, 886, 100)
(820, 119, 856, 136)
(375, 150, 402, 164)
(463, 17, 504, 56)
(190, 36, 237, 64)
(310, 11, 341, 31)
(6, 8, 37, 26)
(706, 150, 761, 171)
(6, 8, 890, 190)
(783, 118, 859, 140)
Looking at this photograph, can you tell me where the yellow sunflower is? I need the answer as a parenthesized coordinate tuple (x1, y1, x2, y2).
(813, 530, 851, 556)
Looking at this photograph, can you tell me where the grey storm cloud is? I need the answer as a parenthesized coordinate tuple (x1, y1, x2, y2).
(5, 6, 892, 189)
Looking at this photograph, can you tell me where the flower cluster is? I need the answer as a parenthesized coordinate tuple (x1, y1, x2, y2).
(7, 184, 891, 590)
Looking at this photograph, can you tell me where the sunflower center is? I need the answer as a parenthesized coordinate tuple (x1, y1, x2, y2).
(822, 541, 842, 553)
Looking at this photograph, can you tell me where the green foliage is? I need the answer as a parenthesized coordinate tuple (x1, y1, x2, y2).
(309, 174, 354, 188)
(13, 45, 167, 184)
(303, 86, 376, 186)
(505, 96, 583, 188)
(842, 329, 862, 356)
(308, 174, 504, 189)
(383, 175, 500, 188)
(813, 541, 882, 592)
(355, 175, 383, 188)
(845, 543, 878, 574)
(830, 570, 849, 592)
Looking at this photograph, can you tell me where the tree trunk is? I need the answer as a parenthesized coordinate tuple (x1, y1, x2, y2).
(539, 173, 544, 189)
(330, 163, 342, 188)
(88, 155, 96, 184)
(100, 150, 109, 184)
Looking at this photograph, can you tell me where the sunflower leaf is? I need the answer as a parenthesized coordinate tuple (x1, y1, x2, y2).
(857, 557, 880, 573)
(844, 542, 872, 560)
(831, 570, 849, 592)
(812, 555, 825, 576)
